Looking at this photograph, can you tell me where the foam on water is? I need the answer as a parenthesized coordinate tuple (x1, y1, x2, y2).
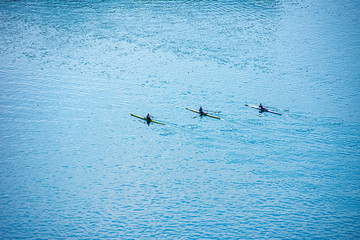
(0, 0, 359, 239)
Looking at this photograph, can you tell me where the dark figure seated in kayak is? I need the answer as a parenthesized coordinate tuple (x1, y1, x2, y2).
(199, 106, 206, 116)
(146, 113, 152, 124)
(259, 103, 268, 113)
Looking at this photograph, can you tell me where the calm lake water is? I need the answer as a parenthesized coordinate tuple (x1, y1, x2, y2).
(1, 0, 359, 239)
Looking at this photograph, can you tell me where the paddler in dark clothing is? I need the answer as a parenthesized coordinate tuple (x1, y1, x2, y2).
(259, 103, 267, 112)
(199, 106, 205, 115)
(146, 113, 152, 124)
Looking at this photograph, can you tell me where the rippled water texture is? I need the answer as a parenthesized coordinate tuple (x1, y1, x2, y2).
(1, 0, 359, 239)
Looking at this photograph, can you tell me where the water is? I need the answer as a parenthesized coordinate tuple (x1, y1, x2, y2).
(0, 0, 359, 239)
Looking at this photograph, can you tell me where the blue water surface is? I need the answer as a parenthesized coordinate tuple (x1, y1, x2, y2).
(1, 0, 359, 239)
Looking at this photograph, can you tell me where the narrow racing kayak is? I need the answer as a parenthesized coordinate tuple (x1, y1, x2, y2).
(186, 108, 220, 119)
(245, 104, 282, 115)
(131, 114, 165, 125)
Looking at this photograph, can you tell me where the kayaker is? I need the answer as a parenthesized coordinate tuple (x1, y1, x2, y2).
(146, 113, 152, 123)
(259, 103, 267, 112)
(199, 106, 205, 115)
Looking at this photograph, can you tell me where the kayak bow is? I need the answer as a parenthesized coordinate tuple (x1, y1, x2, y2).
(131, 114, 165, 125)
(186, 108, 220, 119)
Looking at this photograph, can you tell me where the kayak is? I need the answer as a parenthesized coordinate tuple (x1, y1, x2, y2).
(245, 104, 282, 115)
(131, 114, 165, 125)
(186, 108, 221, 119)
